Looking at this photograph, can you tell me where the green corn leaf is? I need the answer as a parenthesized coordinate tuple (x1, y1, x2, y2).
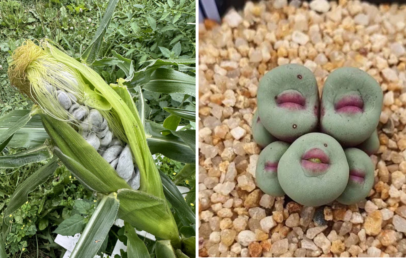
(124, 222, 150, 258)
(160, 171, 195, 228)
(0, 233, 6, 258)
(70, 194, 119, 258)
(81, 0, 119, 64)
(146, 121, 194, 163)
(0, 145, 51, 168)
(143, 68, 195, 96)
(171, 130, 195, 153)
(181, 237, 195, 257)
(112, 50, 134, 80)
(4, 156, 58, 217)
(129, 59, 195, 87)
(0, 109, 32, 145)
(173, 164, 195, 185)
(0, 110, 48, 148)
(92, 57, 124, 67)
(0, 135, 13, 152)
(175, 249, 189, 258)
(117, 189, 180, 248)
(164, 108, 195, 122)
(42, 115, 130, 193)
(155, 240, 176, 258)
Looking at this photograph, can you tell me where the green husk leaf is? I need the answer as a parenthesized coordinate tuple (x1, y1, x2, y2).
(117, 189, 180, 247)
(175, 249, 189, 258)
(181, 236, 195, 257)
(83, 86, 112, 111)
(124, 222, 150, 258)
(42, 115, 130, 193)
(155, 240, 176, 258)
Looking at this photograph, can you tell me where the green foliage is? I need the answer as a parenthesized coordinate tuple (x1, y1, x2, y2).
(0, 160, 95, 256)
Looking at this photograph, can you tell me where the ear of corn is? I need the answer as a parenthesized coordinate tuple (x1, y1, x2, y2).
(43, 41, 163, 199)
(42, 114, 130, 193)
(8, 40, 180, 244)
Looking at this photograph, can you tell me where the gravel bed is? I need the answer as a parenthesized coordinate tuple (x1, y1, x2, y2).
(198, 0, 406, 257)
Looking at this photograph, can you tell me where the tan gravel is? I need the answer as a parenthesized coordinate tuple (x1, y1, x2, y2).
(198, 0, 406, 257)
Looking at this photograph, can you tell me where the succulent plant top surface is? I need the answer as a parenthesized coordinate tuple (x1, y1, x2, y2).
(278, 133, 349, 207)
(257, 64, 319, 142)
(320, 67, 383, 146)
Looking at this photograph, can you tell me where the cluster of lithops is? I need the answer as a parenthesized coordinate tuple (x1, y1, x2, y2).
(254, 64, 383, 207)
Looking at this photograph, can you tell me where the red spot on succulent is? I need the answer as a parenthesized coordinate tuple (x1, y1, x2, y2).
(297, 74, 302, 79)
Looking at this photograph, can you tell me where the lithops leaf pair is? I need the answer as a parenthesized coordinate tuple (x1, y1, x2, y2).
(320, 67, 383, 146)
(256, 133, 375, 207)
(254, 64, 383, 150)
(257, 64, 319, 143)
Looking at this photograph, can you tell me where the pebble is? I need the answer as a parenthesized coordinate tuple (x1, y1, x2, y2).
(306, 226, 327, 239)
(260, 216, 275, 233)
(221, 229, 237, 246)
(330, 240, 345, 254)
(314, 233, 331, 254)
(273, 0, 287, 9)
(377, 230, 397, 246)
(237, 230, 256, 246)
(381, 208, 394, 220)
(230, 126, 246, 140)
(271, 239, 288, 254)
(364, 211, 382, 236)
(223, 9, 242, 28)
(248, 242, 262, 257)
(285, 213, 300, 228)
(354, 13, 369, 26)
(292, 31, 309, 45)
(309, 0, 330, 13)
(396, 206, 406, 218)
(382, 68, 398, 82)
(367, 246, 381, 257)
(393, 215, 406, 233)
(301, 238, 318, 251)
